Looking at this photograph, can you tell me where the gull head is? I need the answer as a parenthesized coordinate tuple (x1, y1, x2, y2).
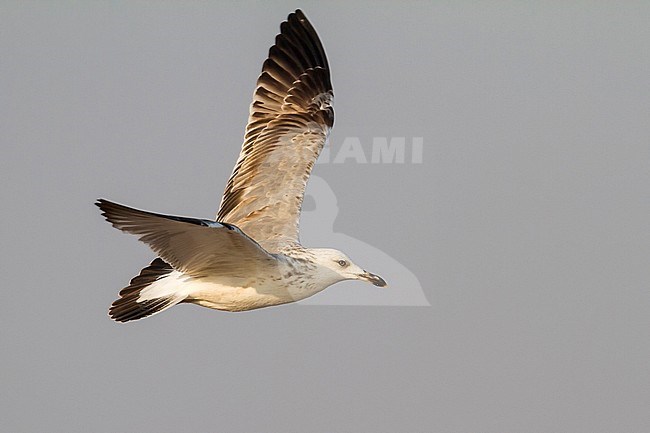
(307, 248, 387, 288)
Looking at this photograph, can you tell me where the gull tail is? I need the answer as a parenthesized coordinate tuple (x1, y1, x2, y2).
(109, 258, 184, 323)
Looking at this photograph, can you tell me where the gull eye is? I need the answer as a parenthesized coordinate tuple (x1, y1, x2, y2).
(337, 259, 348, 267)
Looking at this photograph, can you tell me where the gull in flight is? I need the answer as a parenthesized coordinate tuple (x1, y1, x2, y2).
(97, 10, 387, 323)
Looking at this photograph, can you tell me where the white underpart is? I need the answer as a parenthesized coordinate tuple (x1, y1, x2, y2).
(132, 250, 358, 311)
(137, 270, 191, 302)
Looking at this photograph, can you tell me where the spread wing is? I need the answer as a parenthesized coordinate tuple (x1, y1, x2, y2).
(217, 9, 334, 253)
(97, 199, 278, 278)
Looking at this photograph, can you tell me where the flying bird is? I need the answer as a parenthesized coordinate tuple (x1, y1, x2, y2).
(97, 9, 387, 323)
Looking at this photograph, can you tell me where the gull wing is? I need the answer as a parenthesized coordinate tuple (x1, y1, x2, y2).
(97, 199, 278, 278)
(217, 9, 334, 253)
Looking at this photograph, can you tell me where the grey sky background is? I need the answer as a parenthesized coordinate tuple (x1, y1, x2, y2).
(2, 1, 649, 432)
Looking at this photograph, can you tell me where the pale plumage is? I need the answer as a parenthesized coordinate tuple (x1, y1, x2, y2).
(97, 10, 386, 323)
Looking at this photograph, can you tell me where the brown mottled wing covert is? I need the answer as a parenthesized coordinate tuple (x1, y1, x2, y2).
(217, 9, 334, 253)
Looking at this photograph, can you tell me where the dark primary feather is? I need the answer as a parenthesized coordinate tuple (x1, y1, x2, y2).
(114, 257, 173, 300)
(106, 258, 183, 322)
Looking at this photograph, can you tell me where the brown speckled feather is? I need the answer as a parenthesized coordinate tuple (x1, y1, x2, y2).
(217, 10, 334, 253)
